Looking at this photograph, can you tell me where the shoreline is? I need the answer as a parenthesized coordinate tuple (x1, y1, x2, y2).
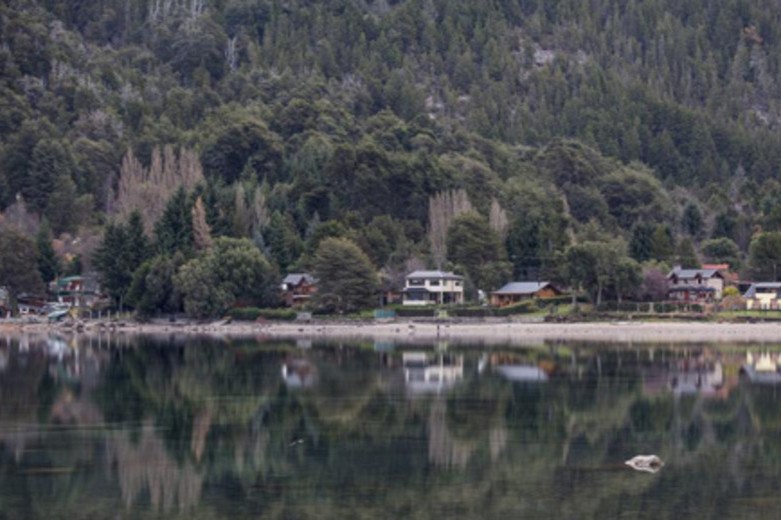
(5, 319, 781, 345)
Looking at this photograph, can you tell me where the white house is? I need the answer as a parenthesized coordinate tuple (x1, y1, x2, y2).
(744, 283, 781, 310)
(402, 270, 464, 306)
(667, 266, 724, 301)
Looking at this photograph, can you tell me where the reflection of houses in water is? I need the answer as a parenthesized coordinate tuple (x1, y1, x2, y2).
(642, 359, 725, 397)
(403, 352, 463, 394)
(489, 353, 549, 382)
(741, 352, 781, 384)
(281, 358, 317, 389)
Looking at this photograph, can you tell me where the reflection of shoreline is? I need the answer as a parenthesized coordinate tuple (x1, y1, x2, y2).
(10, 321, 781, 344)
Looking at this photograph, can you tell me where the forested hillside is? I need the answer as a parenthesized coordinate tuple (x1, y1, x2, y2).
(3, 0, 781, 313)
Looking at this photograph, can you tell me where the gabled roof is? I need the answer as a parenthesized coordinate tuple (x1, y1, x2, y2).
(744, 282, 781, 298)
(406, 270, 464, 280)
(282, 273, 317, 286)
(667, 267, 723, 280)
(491, 281, 557, 295)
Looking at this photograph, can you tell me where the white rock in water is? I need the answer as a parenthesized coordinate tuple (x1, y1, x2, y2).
(625, 454, 664, 473)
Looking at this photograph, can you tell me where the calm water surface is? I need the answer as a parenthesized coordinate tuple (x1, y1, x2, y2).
(1, 333, 780, 519)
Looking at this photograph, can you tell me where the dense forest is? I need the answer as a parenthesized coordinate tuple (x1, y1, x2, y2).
(3, 0, 781, 314)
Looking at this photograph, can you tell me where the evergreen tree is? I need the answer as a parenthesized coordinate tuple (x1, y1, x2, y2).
(749, 232, 781, 281)
(674, 237, 699, 268)
(125, 211, 151, 270)
(154, 188, 194, 255)
(312, 237, 379, 312)
(629, 223, 654, 262)
(94, 222, 130, 308)
(174, 238, 277, 318)
(94, 215, 151, 309)
(681, 203, 703, 238)
(701, 238, 741, 270)
(446, 212, 511, 294)
(0, 227, 45, 312)
(35, 220, 59, 283)
(649, 224, 675, 263)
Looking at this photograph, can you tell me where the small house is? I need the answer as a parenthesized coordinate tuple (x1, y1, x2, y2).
(489, 281, 562, 307)
(744, 283, 781, 310)
(281, 273, 317, 307)
(51, 274, 104, 308)
(667, 266, 725, 301)
(402, 270, 464, 306)
(17, 294, 46, 315)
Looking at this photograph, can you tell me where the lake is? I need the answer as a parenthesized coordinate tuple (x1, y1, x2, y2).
(1, 333, 780, 519)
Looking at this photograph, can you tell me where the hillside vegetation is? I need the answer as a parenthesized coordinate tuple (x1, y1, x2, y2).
(2, 0, 781, 313)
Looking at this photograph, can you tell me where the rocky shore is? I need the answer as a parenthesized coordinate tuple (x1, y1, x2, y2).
(5, 319, 781, 345)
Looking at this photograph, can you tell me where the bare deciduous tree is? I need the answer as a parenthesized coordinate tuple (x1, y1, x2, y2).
(114, 146, 205, 233)
(489, 198, 509, 240)
(191, 196, 213, 250)
(250, 186, 268, 247)
(428, 189, 472, 268)
(225, 36, 238, 72)
(232, 184, 251, 237)
(1, 194, 40, 236)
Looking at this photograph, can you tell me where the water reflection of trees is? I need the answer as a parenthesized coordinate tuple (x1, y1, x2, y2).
(3, 337, 781, 517)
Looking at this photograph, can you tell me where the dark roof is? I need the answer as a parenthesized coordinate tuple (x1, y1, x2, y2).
(744, 282, 781, 298)
(667, 267, 723, 280)
(282, 273, 317, 286)
(406, 270, 463, 280)
(492, 281, 556, 295)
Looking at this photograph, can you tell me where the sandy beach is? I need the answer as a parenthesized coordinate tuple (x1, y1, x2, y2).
(6, 319, 781, 345)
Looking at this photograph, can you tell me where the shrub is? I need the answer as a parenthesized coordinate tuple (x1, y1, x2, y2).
(228, 307, 297, 321)
(494, 300, 539, 316)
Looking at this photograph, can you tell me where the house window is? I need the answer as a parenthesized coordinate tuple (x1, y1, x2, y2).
(409, 279, 424, 286)
(429, 280, 440, 286)
(455, 281, 462, 287)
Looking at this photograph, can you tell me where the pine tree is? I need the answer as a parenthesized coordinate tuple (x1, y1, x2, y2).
(0, 227, 45, 312)
(154, 188, 194, 255)
(312, 237, 379, 312)
(36, 220, 59, 283)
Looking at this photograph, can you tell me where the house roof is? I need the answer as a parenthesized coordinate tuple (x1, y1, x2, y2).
(491, 281, 556, 295)
(282, 273, 317, 286)
(667, 267, 723, 280)
(406, 270, 463, 280)
(702, 263, 730, 271)
(744, 282, 781, 298)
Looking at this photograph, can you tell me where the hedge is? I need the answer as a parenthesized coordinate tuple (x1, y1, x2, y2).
(228, 307, 297, 321)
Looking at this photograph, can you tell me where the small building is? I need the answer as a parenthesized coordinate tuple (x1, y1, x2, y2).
(667, 266, 725, 301)
(402, 270, 464, 306)
(744, 283, 781, 310)
(489, 281, 562, 307)
(17, 294, 46, 315)
(402, 352, 464, 394)
(280, 273, 317, 307)
(51, 274, 104, 308)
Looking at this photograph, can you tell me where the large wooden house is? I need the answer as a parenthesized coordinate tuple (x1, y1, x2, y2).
(280, 273, 317, 307)
(489, 281, 562, 307)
